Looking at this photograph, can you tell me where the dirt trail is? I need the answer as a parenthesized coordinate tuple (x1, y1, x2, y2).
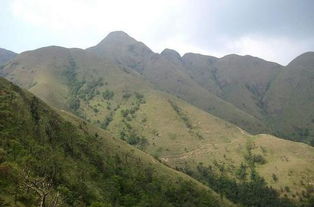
(161, 143, 223, 161)
(237, 127, 249, 136)
(161, 127, 249, 162)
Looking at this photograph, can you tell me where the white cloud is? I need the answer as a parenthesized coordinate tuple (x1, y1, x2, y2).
(10, 0, 185, 36)
(6, 0, 314, 64)
(9, 0, 190, 49)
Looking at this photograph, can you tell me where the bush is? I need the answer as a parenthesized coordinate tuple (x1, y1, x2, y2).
(121, 109, 129, 118)
(69, 98, 80, 111)
(272, 173, 278, 182)
(191, 163, 295, 207)
(252, 154, 267, 164)
(89, 202, 112, 207)
(102, 90, 114, 100)
(101, 114, 113, 129)
(122, 92, 131, 99)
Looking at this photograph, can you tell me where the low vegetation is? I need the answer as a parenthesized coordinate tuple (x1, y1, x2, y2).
(0, 78, 229, 207)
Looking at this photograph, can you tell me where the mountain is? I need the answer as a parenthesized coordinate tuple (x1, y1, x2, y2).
(87, 31, 153, 74)
(1, 43, 314, 206)
(177, 49, 314, 145)
(181, 53, 283, 119)
(264, 52, 314, 143)
(181, 53, 221, 95)
(0, 48, 17, 66)
(3, 34, 313, 146)
(0, 77, 235, 207)
(87, 31, 268, 134)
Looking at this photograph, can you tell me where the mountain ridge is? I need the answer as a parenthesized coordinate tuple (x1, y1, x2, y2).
(1, 31, 314, 206)
(87, 31, 269, 134)
(2, 31, 314, 143)
(0, 48, 17, 66)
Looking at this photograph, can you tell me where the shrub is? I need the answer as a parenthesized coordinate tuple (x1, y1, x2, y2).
(272, 173, 278, 182)
(102, 90, 114, 100)
(69, 98, 80, 111)
(89, 202, 112, 207)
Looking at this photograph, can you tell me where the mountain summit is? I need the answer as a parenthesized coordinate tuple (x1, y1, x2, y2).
(161, 48, 182, 63)
(87, 31, 152, 59)
(97, 31, 139, 46)
(287, 51, 314, 68)
(0, 48, 17, 66)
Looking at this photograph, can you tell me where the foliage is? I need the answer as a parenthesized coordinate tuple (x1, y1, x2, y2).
(168, 100, 192, 129)
(102, 90, 114, 100)
(235, 163, 247, 180)
(0, 78, 223, 207)
(89, 202, 112, 207)
(100, 113, 113, 129)
(134, 92, 145, 104)
(272, 173, 278, 182)
(244, 141, 266, 166)
(179, 163, 296, 207)
(69, 98, 80, 111)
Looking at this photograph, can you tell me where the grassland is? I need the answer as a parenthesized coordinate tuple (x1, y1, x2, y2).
(0, 77, 235, 207)
(1, 43, 314, 206)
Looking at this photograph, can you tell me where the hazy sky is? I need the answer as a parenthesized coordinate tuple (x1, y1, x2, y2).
(1, 0, 314, 65)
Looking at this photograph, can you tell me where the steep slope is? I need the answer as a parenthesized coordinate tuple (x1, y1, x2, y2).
(0, 46, 156, 112)
(87, 31, 153, 74)
(264, 52, 314, 144)
(181, 53, 282, 120)
(107, 91, 314, 206)
(181, 52, 221, 95)
(87, 31, 268, 134)
(0, 48, 17, 66)
(1, 46, 313, 206)
(0, 77, 233, 207)
(209, 54, 281, 119)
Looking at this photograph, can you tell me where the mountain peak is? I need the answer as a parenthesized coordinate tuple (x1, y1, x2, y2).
(161, 48, 182, 63)
(0, 48, 16, 56)
(0, 48, 17, 66)
(97, 31, 137, 46)
(161, 48, 181, 57)
(288, 51, 314, 67)
(182, 53, 218, 64)
(106, 31, 133, 40)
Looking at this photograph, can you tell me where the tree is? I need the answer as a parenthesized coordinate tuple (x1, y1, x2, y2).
(19, 170, 62, 207)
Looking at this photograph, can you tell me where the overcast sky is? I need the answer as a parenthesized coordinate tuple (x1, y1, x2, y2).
(1, 0, 314, 65)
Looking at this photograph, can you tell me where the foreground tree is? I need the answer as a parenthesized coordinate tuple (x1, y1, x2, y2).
(19, 170, 62, 207)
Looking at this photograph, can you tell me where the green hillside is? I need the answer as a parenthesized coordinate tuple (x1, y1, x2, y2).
(264, 52, 314, 144)
(2, 33, 314, 146)
(180, 51, 314, 145)
(1, 45, 314, 206)
(87, 31, 268, 134)
(0, 77, 234, 207)
(181, 53, 282, 120)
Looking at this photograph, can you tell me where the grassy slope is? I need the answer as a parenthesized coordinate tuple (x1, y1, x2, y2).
(263, 52, 314, 144)
(180, 53, 221, 95)
(1, 47, 314, 204)
(181, 52, 314, 145)
(87, 31, 268, 134)
(0, 77, 235, 207)
(181, 53, 282, 120)
(127, 92, 314, 201)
